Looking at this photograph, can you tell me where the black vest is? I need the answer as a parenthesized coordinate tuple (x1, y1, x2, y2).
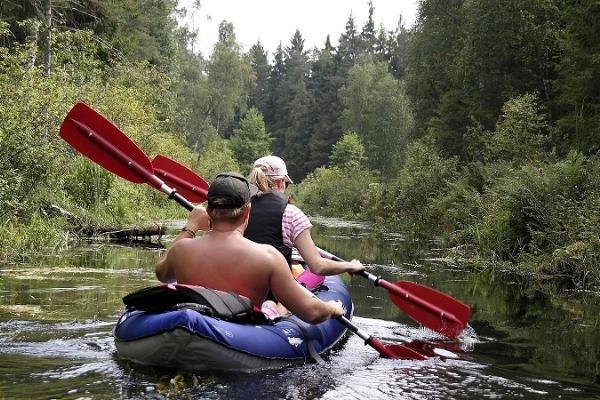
(244, 192, 292, 266)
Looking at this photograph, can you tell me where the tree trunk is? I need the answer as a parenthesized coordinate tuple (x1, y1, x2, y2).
(43, 0, 52, 76)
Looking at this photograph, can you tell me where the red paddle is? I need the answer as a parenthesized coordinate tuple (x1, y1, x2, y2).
(59, 103, 429, 360)
(152, 155, 209, 203)
(318, 248, 470, 339)
(338, 316, 426, 360)
(59, 102, 196, 211)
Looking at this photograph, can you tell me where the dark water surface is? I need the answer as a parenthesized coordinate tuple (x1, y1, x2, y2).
(0, 218, 599, 399)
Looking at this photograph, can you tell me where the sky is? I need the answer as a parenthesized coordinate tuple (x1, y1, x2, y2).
(179, 0, 419, 58)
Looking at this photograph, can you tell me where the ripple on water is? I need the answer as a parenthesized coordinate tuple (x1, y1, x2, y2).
(310, 216, 372, 229)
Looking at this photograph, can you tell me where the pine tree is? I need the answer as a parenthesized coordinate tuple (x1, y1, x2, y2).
(306, 36, 344, 171)
(359, 0, 376, 55)
(265, 44, 288, 153)
(336, 13, 360, 79)
(278, 30, 313, 179)
(248, 41, 271, 117)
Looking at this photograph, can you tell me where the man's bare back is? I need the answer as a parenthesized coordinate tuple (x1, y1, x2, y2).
(155, 173, 344, 324)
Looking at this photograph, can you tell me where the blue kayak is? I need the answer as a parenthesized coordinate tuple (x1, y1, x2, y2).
(113, 275, 353, 372)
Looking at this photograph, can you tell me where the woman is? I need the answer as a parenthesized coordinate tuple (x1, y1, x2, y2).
(245, 155, 364, 276)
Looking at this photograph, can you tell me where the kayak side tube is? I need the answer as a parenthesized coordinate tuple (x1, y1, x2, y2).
(113, 275, 354, 372)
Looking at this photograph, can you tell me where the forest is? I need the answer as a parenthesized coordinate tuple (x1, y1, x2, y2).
(1, 0, 599, 289)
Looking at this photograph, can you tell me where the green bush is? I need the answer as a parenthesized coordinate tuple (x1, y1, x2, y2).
(461, 152, 599, 267)
(376, 141, 460, 233)
(295, 166, 378, 218)
(0, 214, 69, 261)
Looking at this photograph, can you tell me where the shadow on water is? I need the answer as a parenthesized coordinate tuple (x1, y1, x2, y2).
(0, 219, 599, 399)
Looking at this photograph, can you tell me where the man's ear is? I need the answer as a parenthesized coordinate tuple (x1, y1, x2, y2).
(243, 204, 251, 219)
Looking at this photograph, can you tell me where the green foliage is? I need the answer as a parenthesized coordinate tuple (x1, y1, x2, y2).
(229, 107, 272, 172)
(555, 0, 600, 155)
(373, 141, 460, 233)
(64, 160, 114, 209)
(460, 153, 598, 267)
(207, 21, 255, 135)
(484, 93, 551, 164)
(340, 56, 414, 176)
(295, 166, 378, 219)
(329, 131, 366, 169)
(196, 127, 240, 183)
(273, 30, 313, 179)
(0, 214, 69, 262)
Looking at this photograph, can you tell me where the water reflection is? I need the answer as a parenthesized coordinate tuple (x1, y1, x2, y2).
(0, 221, 598, 399)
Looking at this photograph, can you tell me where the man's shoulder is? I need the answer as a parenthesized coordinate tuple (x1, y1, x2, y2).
(245, 239, 286, 263)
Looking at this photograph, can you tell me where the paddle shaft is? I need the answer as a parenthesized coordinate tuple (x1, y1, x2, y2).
(319, 247, 463, 326)
(69, 118, 195, 211)
(337, 316, 425, 360)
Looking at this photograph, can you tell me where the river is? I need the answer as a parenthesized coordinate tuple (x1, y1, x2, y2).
(0, 218, 599, 399)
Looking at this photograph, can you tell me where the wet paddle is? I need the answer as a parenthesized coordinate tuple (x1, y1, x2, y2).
(59, 102, 197, 211)
(402, 339, 464, 360)
(337, 316, 426, 360)
(318, 248, 471, 339)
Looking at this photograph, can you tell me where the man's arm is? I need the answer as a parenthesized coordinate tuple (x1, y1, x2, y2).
(155, 206, 210, 283)
(266, 248, 345, 324)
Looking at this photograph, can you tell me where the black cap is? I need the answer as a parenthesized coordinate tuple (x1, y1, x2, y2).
(207, 172, 251, 209)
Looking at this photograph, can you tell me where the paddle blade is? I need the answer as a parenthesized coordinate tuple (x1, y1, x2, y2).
(389, 281, 471, 339)
(60, 103, 153, 184)
(151, 155, 209, 203)
(404, 340, 464, 359)
(373, 341, 427, 360)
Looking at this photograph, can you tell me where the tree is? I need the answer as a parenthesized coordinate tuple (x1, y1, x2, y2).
(405, 0, 465, 132)
(248, 41, 271, 116)
(306, 36, 344, 171)
(274, 30, 313, 179)
(264, 44, 287, 150)
(387, 16, 410, 79)
(340, 57, 414, 177)
(336, 13, 361, 78)
(555, 0, 600, 155)
(330, 131, 366, 169)
(359, 0, 376, 55)
(229, 107, 273, 171)
(484, 93, 551, 164)
(460, 0, 561, 129)
(206, 21, 255, 136)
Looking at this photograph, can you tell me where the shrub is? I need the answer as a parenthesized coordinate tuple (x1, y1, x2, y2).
(295, 166, 378, 218)
(377, 141, 460, 233)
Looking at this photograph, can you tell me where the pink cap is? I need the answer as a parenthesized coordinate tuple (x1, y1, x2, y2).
(254, 155, 293, 183)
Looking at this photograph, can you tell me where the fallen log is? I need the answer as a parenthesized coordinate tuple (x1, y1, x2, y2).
(43, 203, 166, 242)
(81, 224, 166, 241)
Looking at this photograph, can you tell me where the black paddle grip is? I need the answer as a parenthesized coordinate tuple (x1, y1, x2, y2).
(169, 190, 195, 211)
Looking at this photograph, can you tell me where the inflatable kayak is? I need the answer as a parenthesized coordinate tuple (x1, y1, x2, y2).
(113, 274, 353, 372)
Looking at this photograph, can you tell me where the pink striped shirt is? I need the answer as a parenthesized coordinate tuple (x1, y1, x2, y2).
(282, 204, 312, 247)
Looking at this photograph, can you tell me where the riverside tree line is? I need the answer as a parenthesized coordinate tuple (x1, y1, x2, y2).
(1, 0, 598, 289)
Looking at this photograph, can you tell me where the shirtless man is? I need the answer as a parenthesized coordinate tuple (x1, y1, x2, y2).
(154, 172, 345, 324)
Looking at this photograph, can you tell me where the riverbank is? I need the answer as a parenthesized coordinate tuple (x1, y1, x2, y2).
(294, 149, 600, 292)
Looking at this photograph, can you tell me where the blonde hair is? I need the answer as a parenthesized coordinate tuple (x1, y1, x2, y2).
(247, 167, 284, 193)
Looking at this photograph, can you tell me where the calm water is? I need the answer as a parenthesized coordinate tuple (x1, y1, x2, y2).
(0, 218, 599, 399)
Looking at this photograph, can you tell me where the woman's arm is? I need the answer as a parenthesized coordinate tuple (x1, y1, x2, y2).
(294, 230, 363, 275)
